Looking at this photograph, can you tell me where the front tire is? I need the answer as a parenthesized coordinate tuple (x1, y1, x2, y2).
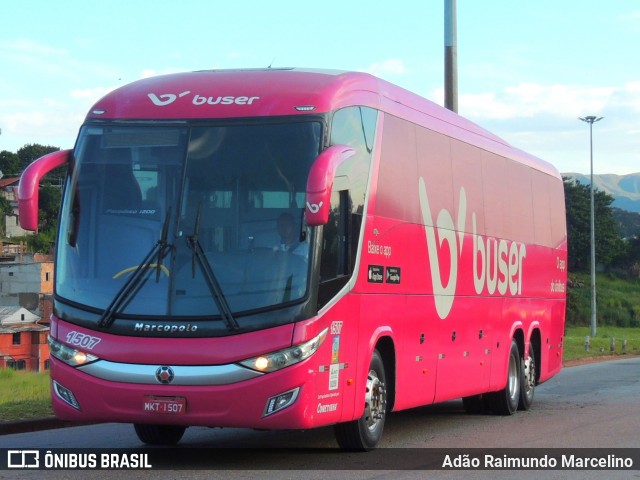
(134, 424, 186, 445)
(488, 340, 520, 415)
(334, 349, 387, 450)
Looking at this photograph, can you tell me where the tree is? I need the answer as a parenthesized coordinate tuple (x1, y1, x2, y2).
(564, 177, 626, 270)
(17, 144, 59, 169)
(0, 196, 11, 237)
(25, 228, 56, 254)
(11, 184, 61, 254)
(17, 143, 66, 186)
(0, 150, 22, 176)
(625, 237, 640, 277)
(0, 144, 65, 250)
(612, 208, 640, 239)
(38, 184, 62, 232)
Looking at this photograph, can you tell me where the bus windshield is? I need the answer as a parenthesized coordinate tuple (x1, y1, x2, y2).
(56, 121, 321, 321)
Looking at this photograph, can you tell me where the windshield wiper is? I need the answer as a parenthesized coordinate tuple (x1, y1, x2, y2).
(98, 209, 173, 329)
(186, 204, 239, 331)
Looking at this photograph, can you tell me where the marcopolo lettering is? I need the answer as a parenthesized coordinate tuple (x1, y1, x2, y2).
(134, 323, 198, 333)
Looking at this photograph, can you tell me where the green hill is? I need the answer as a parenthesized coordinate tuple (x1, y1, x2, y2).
(564, 172, 640, 213)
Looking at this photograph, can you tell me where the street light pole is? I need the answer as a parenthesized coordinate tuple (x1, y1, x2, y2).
(579, 115, 603, 338)
(444, 0, 458, 112)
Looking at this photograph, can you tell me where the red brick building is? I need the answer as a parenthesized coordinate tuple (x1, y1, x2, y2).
(0, 250, 54, 372)
(0, 307, 49, 371)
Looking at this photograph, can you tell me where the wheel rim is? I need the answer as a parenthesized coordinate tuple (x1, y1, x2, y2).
(364, 369, 386, 432)
(523, 354, 535, 398)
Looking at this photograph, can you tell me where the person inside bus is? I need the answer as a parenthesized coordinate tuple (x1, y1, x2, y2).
(101, 150, 143, 213)
(275, 212, 308, 259)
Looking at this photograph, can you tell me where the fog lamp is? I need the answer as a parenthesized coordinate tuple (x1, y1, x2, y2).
(263, 387, 299, 417)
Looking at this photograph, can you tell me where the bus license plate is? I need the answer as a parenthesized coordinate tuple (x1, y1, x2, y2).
(143, 396, 186, 414)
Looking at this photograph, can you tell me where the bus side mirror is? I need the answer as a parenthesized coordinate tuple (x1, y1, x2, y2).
(18, 149, 71, 231)
(305, 145, 355, 226)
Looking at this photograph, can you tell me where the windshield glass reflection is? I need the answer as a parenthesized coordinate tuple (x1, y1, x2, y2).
(56, 122, 321, 321)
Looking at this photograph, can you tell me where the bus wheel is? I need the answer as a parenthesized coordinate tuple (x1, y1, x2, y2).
(134, 424, 186, 445)
(489, 339, 520, 415)
(519, 346, 536, 410)
(334, 349, 387, 451)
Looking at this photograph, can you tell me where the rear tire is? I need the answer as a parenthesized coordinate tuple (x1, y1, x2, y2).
(519, 345, 536, 411)
(134, 424, 186, 445)
(334, 349, 387, 451)
(488, 340, 520, 415)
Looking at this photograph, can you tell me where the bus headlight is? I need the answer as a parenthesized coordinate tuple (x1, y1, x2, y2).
(48, 335, 99, 367)
(239, 328, 328, 373)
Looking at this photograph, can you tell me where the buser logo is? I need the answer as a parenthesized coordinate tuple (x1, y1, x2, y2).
(418, 177, 527, 320)
(148, 91, 191, 106)
(419, 177, 466, 320)
(147, 91, 260, 107)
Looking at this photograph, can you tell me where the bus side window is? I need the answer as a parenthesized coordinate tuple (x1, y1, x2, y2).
(318, 190, 351, 308)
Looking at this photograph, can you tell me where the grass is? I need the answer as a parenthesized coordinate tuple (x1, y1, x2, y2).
(564, 270, 640, 361)
(0, 369, 53, 421)
(564, 325, 640, 362)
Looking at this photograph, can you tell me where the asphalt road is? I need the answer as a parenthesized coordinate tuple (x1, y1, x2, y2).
(1, 357, 639, 479)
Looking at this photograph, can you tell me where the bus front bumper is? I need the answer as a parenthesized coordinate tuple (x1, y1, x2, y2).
(49, 357, 322, 430)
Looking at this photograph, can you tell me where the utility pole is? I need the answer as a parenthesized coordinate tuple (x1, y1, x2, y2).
(444, 0, 458, 112)
(579, 115, 603, 338)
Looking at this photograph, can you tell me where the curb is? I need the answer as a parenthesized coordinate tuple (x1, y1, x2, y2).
(562, 353, 640, 367)
(0, 418, 94, 436)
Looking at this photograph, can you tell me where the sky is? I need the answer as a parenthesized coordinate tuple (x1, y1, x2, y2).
(1, 0, 639, 175)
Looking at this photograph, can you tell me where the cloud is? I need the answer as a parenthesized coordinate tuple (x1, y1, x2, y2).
(365, 59, 408, 77)
(140, 68, 183, 79)
(458, 83, 617, 120)
(610, 81, 640, 113)
(427, 81, 640, 175)
(0, 105, 84, 149)
(618, 10, 640, 25)
(0, 38, 68, 58)
(71, 87, 114, 100)
(0, 38, 75, 80)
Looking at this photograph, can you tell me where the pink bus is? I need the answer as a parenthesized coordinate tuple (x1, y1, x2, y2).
(19, 69, 566, 450)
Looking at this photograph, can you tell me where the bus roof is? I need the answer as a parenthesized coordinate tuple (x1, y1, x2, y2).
(87, 68, 559, 178)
